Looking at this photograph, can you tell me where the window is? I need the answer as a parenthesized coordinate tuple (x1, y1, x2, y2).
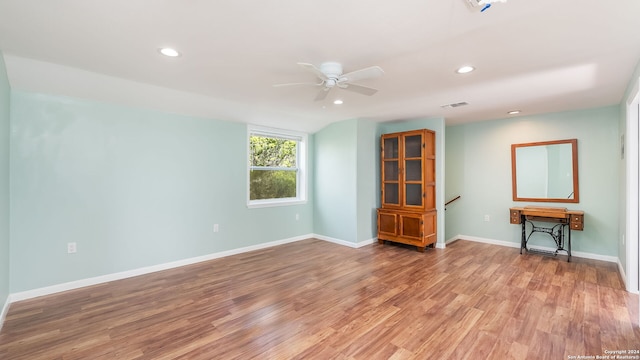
(247, 125, 307, 207)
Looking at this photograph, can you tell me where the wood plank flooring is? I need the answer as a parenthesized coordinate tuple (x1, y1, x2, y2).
(0, 239, 638, 359)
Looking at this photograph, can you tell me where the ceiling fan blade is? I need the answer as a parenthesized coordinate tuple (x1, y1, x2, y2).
(273, 82, 322, 88)
(339, 66, 384, 83)
(298, 63, 329, 81)
(342, 83, 378, 96)
(314, 87, 331, 101)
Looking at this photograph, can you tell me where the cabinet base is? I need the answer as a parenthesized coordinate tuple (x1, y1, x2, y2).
(378, 239, 435, 252)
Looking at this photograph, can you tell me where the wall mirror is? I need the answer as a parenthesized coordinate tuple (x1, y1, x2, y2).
(511, 139, 579, 203)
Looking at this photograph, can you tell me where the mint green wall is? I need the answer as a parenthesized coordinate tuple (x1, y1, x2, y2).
(444, 124, 465, 239)
(9, 91, 314, 292)
(0, 53, 10, 306)
(315, 118, 429, 244)
(356, 120, 378, 242)
(313, 119, 358, 242)
(378, 118, 446, 245)
(445, 106, 620, 256)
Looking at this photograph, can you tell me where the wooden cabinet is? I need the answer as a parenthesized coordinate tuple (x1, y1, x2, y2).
(377, 129, 437, 251)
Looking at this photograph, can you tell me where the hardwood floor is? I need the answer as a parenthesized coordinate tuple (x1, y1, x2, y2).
(1, 239, 638, 359)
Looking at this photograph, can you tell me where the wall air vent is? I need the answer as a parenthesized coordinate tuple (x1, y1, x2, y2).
(441, 102, 469, 109)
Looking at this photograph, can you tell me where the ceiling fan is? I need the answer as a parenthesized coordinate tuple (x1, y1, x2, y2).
(274, 62, 384, 101)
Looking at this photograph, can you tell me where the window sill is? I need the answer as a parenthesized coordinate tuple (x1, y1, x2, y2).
(247, 198, 307, 209)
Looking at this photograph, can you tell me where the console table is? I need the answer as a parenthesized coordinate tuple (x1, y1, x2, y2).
(509, 206, 584, 262)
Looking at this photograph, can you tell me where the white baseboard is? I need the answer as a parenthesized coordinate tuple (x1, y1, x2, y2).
(445, 236, 461, 245)
(618, 258, 628, 289)
(7, 234, 379, 304)
(617, 258, 640, 294)
(6, 232, 625, 321)
(10, 234, 314, 303)
(454, 235, 620, 263)
(0, 295, 9, 332)
(313, 234, 376, 248)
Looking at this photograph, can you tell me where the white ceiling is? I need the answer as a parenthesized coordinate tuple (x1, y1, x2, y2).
(1, 0, 639, 133)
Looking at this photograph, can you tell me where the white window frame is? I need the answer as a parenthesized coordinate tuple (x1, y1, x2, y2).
(247, 125, 307, 208)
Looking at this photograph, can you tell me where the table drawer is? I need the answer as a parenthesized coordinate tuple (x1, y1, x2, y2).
(570, 214, 584, 231)
(510, 209, 522, 224)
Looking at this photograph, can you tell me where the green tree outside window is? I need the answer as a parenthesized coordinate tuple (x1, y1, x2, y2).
(249, 135, 298, 200)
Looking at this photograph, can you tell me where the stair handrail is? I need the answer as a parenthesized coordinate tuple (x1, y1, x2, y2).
(445, 195, 461, 210)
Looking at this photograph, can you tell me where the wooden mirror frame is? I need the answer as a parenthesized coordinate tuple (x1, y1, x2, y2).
(511, 139, 579, 203)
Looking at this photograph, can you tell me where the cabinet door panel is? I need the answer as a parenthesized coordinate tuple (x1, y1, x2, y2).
(400, 214, 422, 240)
(378, 212, 398, 236)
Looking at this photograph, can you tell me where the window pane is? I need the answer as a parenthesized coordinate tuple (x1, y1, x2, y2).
(250, 169, 297, 200)
(250, 136, 297, 167)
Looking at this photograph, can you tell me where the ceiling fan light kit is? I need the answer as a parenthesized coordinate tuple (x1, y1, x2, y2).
(274, 61, 384, 101)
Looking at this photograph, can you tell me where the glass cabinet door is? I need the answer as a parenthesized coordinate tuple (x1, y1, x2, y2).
(403, 133, 424, 208)
(381, 136, 400, 206)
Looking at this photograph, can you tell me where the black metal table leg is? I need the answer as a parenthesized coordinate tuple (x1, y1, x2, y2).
(567, 225, 572, 262)
(520, 214, 526, 254)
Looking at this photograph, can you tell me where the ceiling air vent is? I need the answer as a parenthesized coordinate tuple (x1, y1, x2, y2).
(441, 102, 469, 109)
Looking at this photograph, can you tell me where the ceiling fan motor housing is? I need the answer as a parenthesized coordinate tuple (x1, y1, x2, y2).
(320, 62, 343, 79)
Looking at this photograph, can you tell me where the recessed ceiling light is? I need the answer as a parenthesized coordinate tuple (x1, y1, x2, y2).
(333, 99, 344, 105)
(159, 47, 180, 57)
(508, 110, 521, 115)
(456, 65, 475, 74)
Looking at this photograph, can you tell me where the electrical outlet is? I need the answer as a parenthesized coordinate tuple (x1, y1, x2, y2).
(214, 224, 219, 233)
(484, 214, 490, 222)
(295, 213, 300, 221)
(622, 234, 625, 245)
(67, 242, 77, 254)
